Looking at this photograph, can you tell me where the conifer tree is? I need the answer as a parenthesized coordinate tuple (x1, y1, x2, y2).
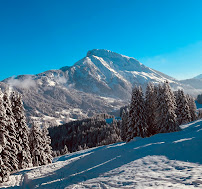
(156, 82, 179, 133)
(152, 85, 161, 134)
(110, 119, 121, 143)
(0, 90, 10, 182)
(2, 90, 19, 172)
(121, 109, 128, 141)
(145, 83, 159, 136)
(61, 145, 69, 155)
(175, 89, 191, 125)
(126, 86, 148, 142)
(29, 122, 53, 167)
(41, 124, 53, 165)
(0, 156, 9, 183)
(198, 109, 202, 119)
(10, 91, 32, 169)
(197, 94, 202, 104)
(186, 94, 197, 121)
(29, 122, 44, 167)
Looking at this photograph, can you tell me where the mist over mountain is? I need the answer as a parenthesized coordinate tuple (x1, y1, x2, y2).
(1, 49, 202, 126)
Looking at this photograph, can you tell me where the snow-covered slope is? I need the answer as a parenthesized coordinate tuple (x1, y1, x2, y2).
(1, 119, 202, 188)
(194, 74, 202, 79)
(180, 78, 202, 95)
(0, 49, 201, 125)
(179, 73, 202, 94)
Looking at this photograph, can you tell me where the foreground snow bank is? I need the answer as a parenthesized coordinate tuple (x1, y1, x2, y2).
(1, 119, 202, 188)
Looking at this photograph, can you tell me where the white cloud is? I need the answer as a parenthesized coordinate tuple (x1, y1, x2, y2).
(54, 76, 67, 84)
(7, 76, 36, 89)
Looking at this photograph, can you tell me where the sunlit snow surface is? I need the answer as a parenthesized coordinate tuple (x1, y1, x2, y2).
(1, 120, 202, 189)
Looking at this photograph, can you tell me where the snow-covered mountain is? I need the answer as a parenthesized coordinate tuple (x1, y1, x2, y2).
(180, 74, 202, 93)
(64, 49, 183, 99)
(194, 74, 202, 79)
(1, 119, 202, 188)
(0, 49, 201, 125)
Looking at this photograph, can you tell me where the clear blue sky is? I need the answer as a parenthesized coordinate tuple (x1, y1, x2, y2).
(0, 0, 202, 81)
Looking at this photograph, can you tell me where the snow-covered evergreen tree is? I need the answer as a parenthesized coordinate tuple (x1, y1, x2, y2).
(197, 94, 202, 104)
(29, 122, 53, 167)
(29, 122, 44, 167)
(175, 89, 191, 125)
(110, 119, 121, 143)
(10, 91, 32, 169)
(0, 156, 9, 183)
(186, 94, 197, 122)
(145, 82, 159, 136)
(121, 109, 128, 141)
(2, 90, 19, 172)
(61, 145, 69, 155)
(152, 85, 161, 134)
(156, 82, 179, 133)
(198, 109, 202, 119)
(41, 124, 53, 165)
(126, 86, 148, 142)
(0, 90, 10, 182)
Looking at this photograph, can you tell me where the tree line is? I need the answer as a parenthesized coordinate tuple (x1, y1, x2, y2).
(49, 116, 121, 156)
(121, 82, 197, 142)
(0, 89, 52, 183)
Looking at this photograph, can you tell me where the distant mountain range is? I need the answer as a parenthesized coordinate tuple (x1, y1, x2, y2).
(0, 49, 202, 126)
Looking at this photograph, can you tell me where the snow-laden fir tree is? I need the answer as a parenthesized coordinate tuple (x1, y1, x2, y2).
(29, 122, 44, 167)
(29, 122, 53, 167)
(2, 90, 19, 172)
(41, 124, 53, 165)
(145, 83, 159, 136)
(10, 91, 32, 169)
(186, 94, 197, 122)
(197, 94, 202, 104)
(198, 109, 202, 119)
(175, 89, 191, 125)
(156, 82, 179, 133)
(0, 90, 10, 182)
(126, 86, 148, 142)
(0, 155, 9, 183)
(110, 119, 121, 143)
(121, 109, 129, 141)
(61, 145, 69, 155)
(152, 85, 161, 134)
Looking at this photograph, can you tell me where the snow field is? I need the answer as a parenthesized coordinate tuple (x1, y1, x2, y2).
(1, 119, 202, 188)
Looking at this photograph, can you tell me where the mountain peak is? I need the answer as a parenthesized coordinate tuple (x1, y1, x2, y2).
(86, 49, 129, 59)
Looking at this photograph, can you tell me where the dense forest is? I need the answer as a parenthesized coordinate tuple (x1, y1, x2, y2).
(49, 117, 121, 156)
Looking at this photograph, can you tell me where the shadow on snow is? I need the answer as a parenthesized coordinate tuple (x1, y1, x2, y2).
(6, 119, 202, 188)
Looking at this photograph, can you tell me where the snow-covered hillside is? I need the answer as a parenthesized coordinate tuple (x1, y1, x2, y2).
(1, 49, 201, 126)
(1, 119, 202, 188)
(194, 74, 202, 79)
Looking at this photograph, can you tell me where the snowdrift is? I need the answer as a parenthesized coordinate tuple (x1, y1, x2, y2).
(1, 119, 202, 188)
